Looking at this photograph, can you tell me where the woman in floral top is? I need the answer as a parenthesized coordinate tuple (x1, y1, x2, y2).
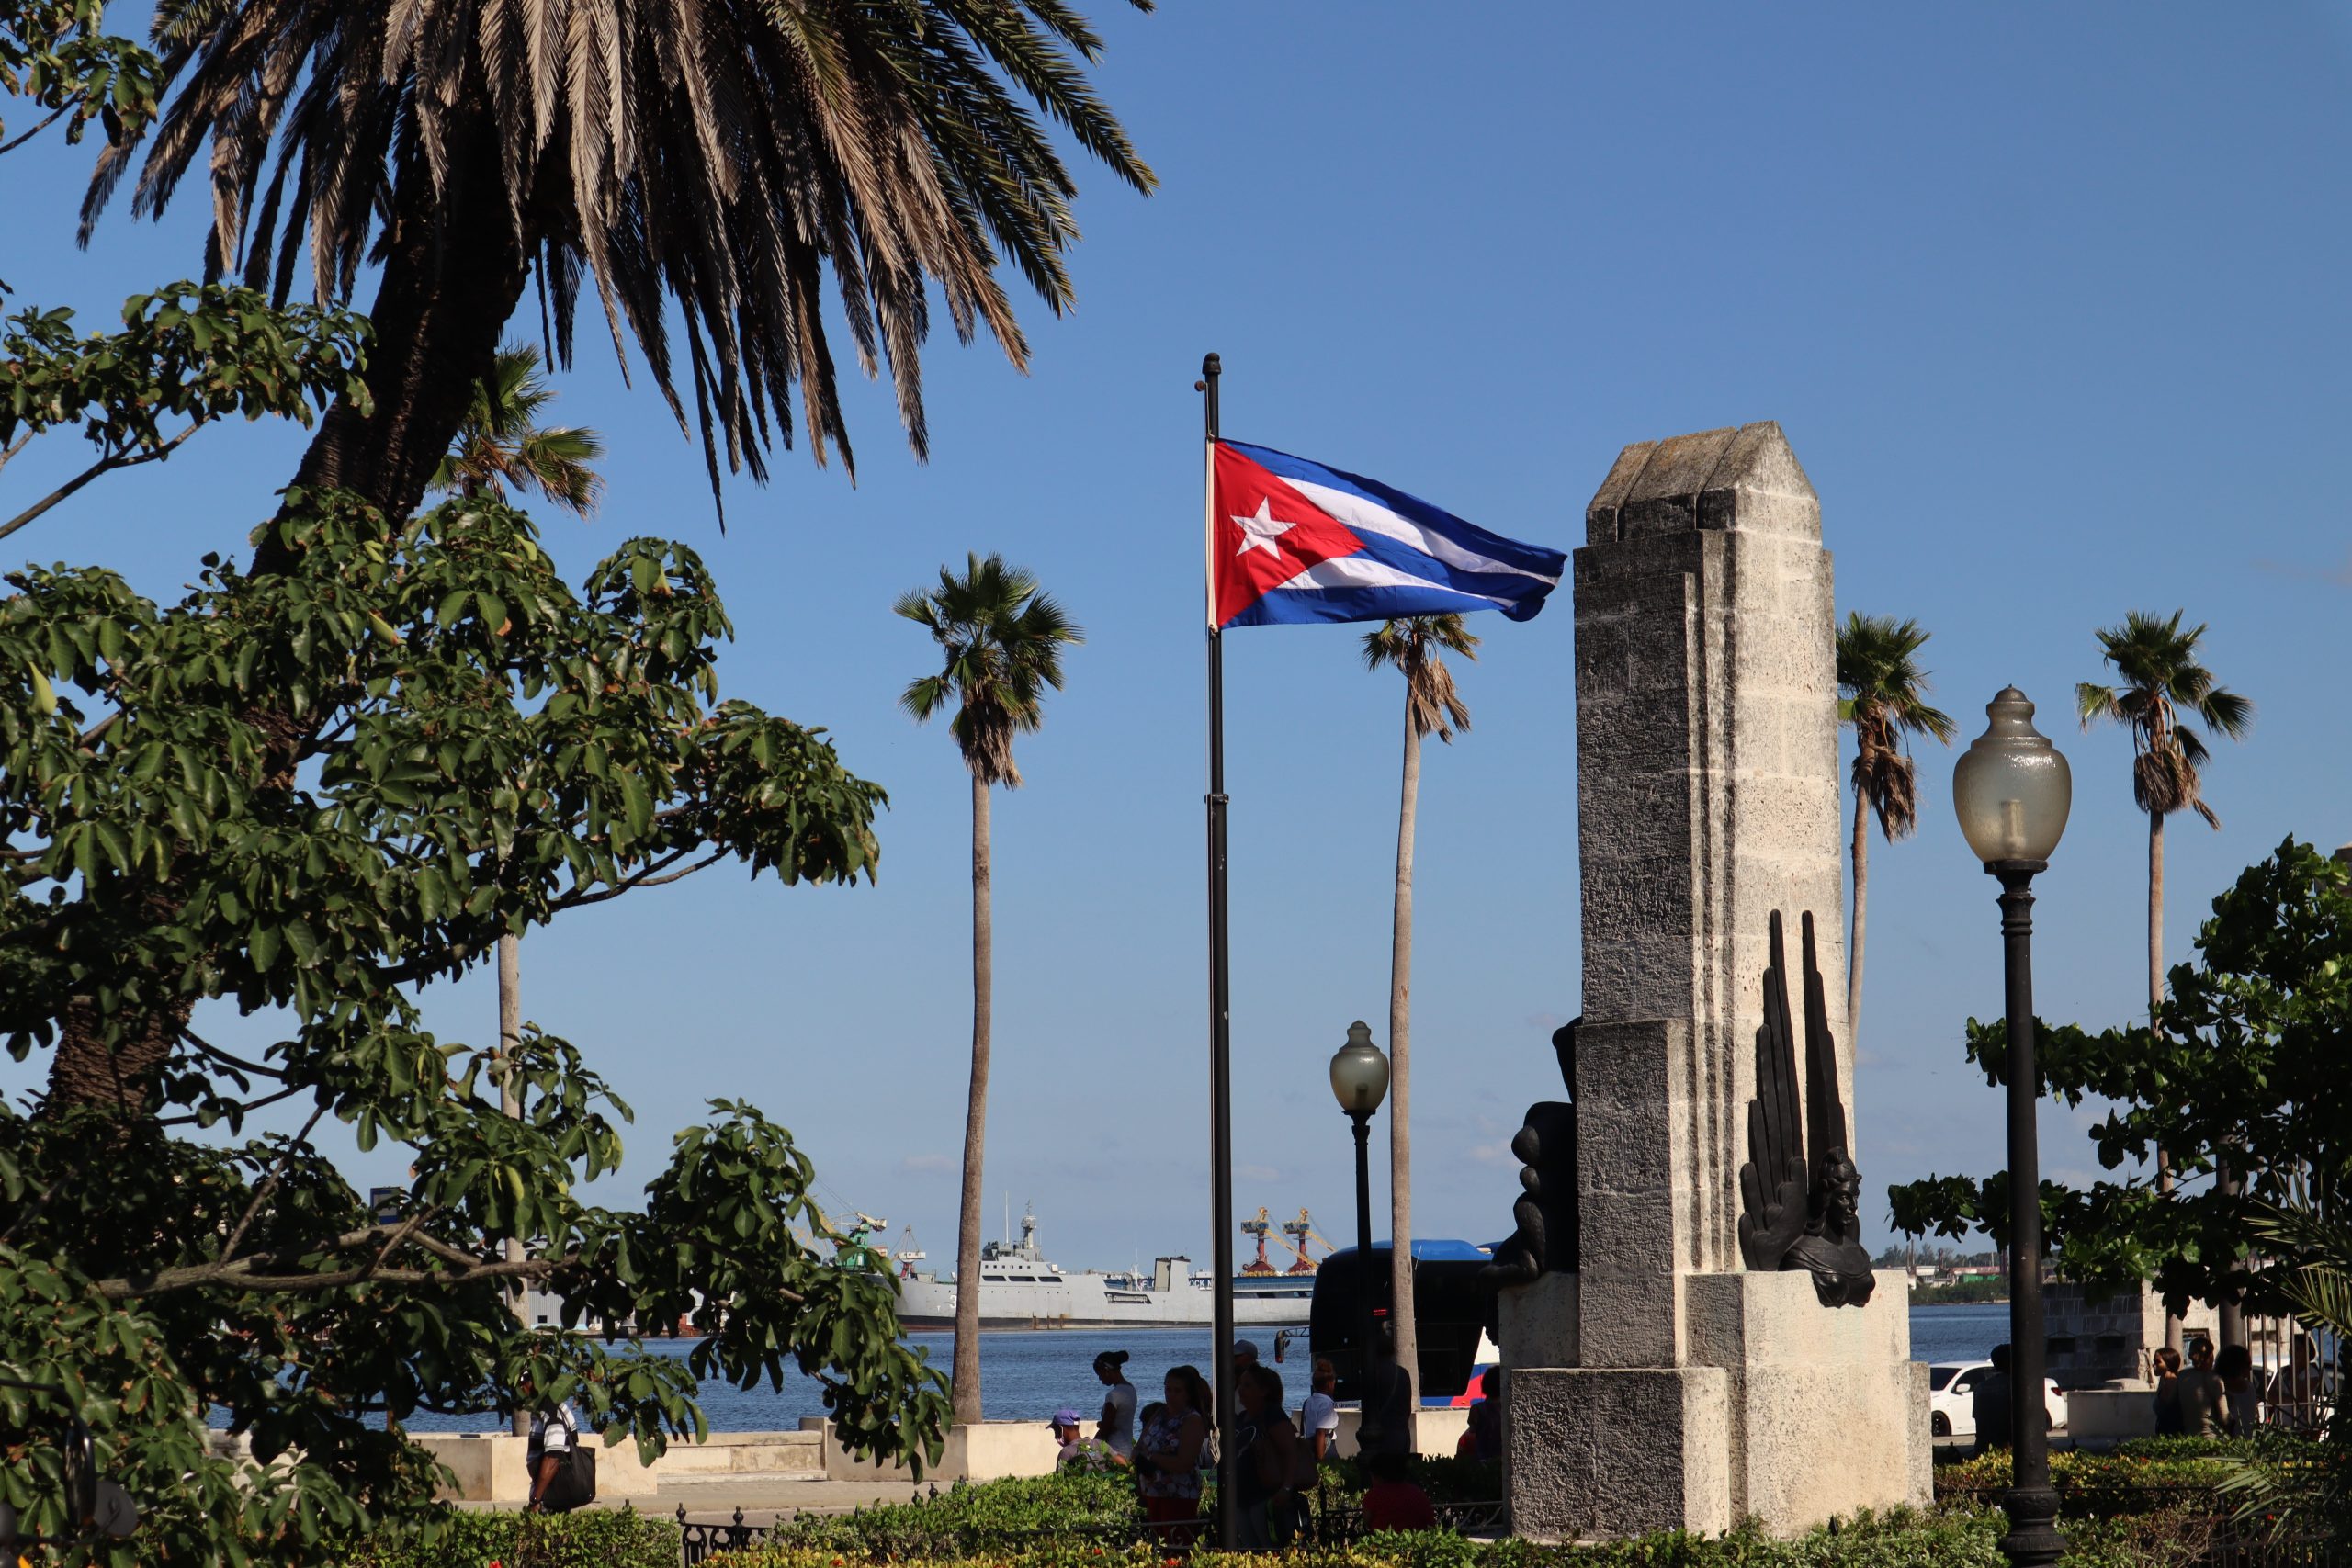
(1134, 1365, 1211, 1544)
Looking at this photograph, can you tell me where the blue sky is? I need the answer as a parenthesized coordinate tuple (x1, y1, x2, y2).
(5, 3, 2349, 1268)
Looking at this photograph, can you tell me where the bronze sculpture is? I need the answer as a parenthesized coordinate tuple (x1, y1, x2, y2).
(1736, 912, 1875, 1307)
(1479, 1019, 1579, 1287)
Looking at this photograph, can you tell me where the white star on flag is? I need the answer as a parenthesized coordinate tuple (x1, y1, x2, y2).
(1232, 498, 1297, 560)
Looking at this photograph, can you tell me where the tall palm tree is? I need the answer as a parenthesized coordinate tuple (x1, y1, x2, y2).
(2077, 611, 2253, 1023)
(1835, 614, 1955, 1050)
(897, 555, 1080, 1427)
(2078, 609, 2251, 1349)
(94, 0, 1156, 533)
(432, 344, 606, 515)
(434, 343, 605, 1437)
(1362, 613, 1478, 1437)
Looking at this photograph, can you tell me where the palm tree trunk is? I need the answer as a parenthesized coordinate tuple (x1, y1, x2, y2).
(2151, 807, 2182, 1356)
(1387, 705, 1420, 1441)
(264, 105, 534, 566)
(499, 931, 530, 1438)
(1847, 781, 1871, 1049)
(952, 773, 993, 1428)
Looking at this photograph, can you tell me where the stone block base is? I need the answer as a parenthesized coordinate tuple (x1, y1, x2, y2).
(1497, 1272, 1580, 1369)
(1504, 1270, 1929, 1540)
(1686, 1269, 1930, 1530)
(1505, 1367, 1732, 1540)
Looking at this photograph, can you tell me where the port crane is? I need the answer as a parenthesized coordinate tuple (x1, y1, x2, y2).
(1240, 1207, 1279, 1275)
(1281, 1208, 1331, 1274)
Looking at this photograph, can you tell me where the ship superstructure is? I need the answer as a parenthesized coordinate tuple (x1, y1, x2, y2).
(890, 1205, 1321, 1331)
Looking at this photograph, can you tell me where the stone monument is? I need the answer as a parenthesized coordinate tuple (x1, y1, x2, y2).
(1497, 423, 1929, 1540)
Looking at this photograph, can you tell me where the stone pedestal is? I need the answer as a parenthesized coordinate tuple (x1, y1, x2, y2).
(1501, 424, 1929, 1540)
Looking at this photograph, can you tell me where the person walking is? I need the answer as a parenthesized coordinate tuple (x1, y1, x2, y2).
(1971, 1345, 2017, 1457)
(1093, 1349, 1137, 1459)
(1359, 1335, 1413, 1457)
(1233, 1364, 1301, 1549)
(521, 1378, 589, 1514)
(2151, 1345, 2185, 1436)
(1134, 1367, 1211, 1546)
(1298, 1358, 1340, 1464)
(2177, 1339, 2228, 1437)
(2215, 1344, 2259, 1437)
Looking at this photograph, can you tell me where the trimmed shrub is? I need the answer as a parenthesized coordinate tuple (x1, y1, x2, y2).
(337, 1506, 681, 1568)
(713, 1505, 2197, 1568)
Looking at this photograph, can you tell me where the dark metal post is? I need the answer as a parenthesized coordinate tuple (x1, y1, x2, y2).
(1993, 860, 2064, 1567)
(1201, 351, 1238, 1548)
(1350, 1108, 1380, 1446)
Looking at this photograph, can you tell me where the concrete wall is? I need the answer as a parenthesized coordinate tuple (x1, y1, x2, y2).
(415, 1430, 820, 1503)
(1327, 1406, 1471, 1461)
(800, 1419, 1059, 1484)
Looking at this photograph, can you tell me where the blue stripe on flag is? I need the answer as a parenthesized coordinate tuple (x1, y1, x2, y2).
(1338, 528, 1557, 618)
(1225, 580, 1509, 628)
(1223, 440, 1566, 581)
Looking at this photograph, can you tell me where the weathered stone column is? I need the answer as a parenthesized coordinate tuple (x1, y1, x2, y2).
(1572, 422, 1848, 1365)
(1502, 424, 1928, 1541)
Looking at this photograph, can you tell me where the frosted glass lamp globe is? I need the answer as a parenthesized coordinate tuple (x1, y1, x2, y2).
(1951, 687, 2074, 865)
(1329, 1021, 1390, 1115)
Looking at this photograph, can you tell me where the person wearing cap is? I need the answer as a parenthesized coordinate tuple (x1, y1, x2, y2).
(1050, 1408, 1116, 1472)
(1231, 1339, 1261, 1377)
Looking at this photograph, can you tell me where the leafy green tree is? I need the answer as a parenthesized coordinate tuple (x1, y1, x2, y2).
(0, 488, 949, 1561)
(2077, 607, 2251, 1345)
(1835, 613, 1955, 1050)
(896, 554, 1080, 1427)
(0, 283, 370, 542)
(0, 0, 161, 157)
(1886, 840, 2352, 1329)
(1360, 613, 1478, 1433)
(96, 0, 1156, 528)
(429, 339, 608, 1433)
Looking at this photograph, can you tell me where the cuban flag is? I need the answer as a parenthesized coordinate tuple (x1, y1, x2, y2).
(1210, 440, 1566, 630)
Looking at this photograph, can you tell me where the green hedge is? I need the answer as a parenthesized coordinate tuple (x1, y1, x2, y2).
(336, 1506, 681, 1568)
(1934, 1434, 2321, 1496)
(715, 1505, 2203, 1568)
(728, 1470, 2248, 1568)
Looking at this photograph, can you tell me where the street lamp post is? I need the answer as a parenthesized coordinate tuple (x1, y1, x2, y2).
(1329, 1021, 1391, 1441)
(1952, 686, 2074, 1568)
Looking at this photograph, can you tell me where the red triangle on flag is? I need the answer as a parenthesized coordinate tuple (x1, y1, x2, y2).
(1210, 443, 1363, 627)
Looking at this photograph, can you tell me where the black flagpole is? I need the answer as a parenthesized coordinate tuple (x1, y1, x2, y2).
(1200, 351, 1238, 1549)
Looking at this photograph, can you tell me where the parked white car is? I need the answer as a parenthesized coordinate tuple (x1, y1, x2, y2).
(1928, 1361, 2067, 1438)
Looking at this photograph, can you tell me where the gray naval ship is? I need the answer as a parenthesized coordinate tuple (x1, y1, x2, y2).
(889, 1206, 1318, 1331)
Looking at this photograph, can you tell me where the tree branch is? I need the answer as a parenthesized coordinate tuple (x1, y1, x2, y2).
(0, 102, 74, 158)
(551, 849, 725, 910)
(95, 1221, 572, 1299)
(181, 1026, 289, 1081)
(218, 1101, 330, 1260)
(0, 430, 33, 477)
(154, 1080, 308, 1125)
(0, 423, 201, 544)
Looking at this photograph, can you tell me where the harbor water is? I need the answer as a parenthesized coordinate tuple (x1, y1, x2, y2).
(391, 1303, 2013, 1434)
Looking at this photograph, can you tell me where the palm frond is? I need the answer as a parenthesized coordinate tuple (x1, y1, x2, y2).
(2085, 609, 2250, 825)
(898, 553, 1082, 788)
(100, 0, 1157, 498)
